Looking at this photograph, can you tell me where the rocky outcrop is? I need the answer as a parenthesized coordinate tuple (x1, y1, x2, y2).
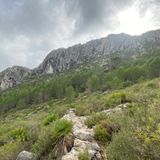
(0, 66, 31, 90)
(16, 151, 37, 160)
(62, 109, 102, 160)
(1, 29, 160, 90)
(102, 103, 128, 115)
(34, 29, 160, 75)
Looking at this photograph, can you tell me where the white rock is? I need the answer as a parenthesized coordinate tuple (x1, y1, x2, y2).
(16, 151, 37, 160)
(62, 109, 102, 160)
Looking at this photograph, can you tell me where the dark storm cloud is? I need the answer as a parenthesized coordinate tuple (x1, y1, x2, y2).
(0, 0, 159, 71)
(0, 0, 62, 37)
(0, 0, 135, 40)
(70, 0, 135, 34)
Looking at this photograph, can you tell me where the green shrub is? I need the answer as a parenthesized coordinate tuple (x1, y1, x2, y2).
(94, 125, 109, 144)
(52, 119, 72, 138)
(75, 105, 91, 116)
(85, 112, 107, 128)
(105, 92, 126, 108)
(65, 86, 76, 102)
(43, 114, 58, 126)
(53, 106, 68, 117)
(94, 120, 119, 144)
(33, 119, 73, 158)
(32, 127, 53, 157)
(78, 149, 89, 160)
(107, 131, 138, 160)
(0, 142, 24, 160)
(134, 118, 160, 159)
(147, 81, 158, 89)
(8, 128, 29, 142)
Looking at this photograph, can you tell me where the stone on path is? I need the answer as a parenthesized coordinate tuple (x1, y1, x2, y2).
(62, 109, 102, 160)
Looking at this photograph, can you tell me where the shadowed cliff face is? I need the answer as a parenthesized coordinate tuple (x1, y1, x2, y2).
(1, 29, 160, 90)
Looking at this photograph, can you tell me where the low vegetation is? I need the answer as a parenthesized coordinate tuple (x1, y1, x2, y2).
(1, 48, 160, 113)
(0, 49, 160, 159)
(78, 149, 89, 160)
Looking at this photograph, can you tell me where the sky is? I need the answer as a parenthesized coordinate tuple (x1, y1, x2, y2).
(0, 0, 160, 71)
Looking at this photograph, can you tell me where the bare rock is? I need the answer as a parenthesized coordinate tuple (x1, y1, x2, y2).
(0, 66, 31, 90)
(16, 151, 37, 160)
(62, 109, 102, 160)
(34, 29, 160, 76)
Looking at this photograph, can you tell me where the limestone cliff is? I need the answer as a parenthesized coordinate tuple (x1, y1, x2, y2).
(1, 29, 160, 90)
(0, 66, 31, 90)
(34, 29, 160, 74)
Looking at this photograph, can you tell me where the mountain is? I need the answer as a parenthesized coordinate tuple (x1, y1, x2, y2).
(1, 29, 160, 90)
(35, 29, 160, 74)
(0, 66, 31, 90)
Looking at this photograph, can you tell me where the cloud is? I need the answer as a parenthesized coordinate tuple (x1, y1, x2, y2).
(70, 0, 135, 35)
(0, 0, 159, 71)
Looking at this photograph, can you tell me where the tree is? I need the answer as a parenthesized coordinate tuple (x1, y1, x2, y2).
(65, 86, 75, 102)
(87, 74, 100, 92)
(148, 57, 160, 77)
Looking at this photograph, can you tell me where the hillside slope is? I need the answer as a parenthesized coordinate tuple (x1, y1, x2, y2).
(0, 77, 160, 159)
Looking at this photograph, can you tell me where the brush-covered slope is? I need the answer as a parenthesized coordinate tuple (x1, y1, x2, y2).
(0, 77, 160, 159)
(1, 48, 160, 113)
(0, 45, 160, 159)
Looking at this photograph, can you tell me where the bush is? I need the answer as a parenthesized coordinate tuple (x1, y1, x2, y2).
(75, 105, 91, 116)
(65, 86, 76, 102)
(53, 106, 68, 117)
(107, 131, 138, 160)
(85, 112, 107, 128)
(78, 149, 89, 160)
(94, 120, 119, 144)
(32, 128, 53, 157)
(48, 119, 73, 159)
(8, 128, 29, 142)
(147, 81, 158, 89)
(52, 119, 72, 138)
(0, 142, 24, 160)
(33, 119, 73, 158)
(105, 92, 127, 108)
(43, 114, 58, 126)
(134, 123, 160, 159)
(94, 125, 110, 144)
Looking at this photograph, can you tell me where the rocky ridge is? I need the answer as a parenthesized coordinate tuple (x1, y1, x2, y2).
(35, 29, 160, 75)
(0, 66, 31, 90)
(1, 29, 160, 90)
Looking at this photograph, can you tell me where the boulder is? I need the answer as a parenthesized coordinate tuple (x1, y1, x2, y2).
(16, 151, 37, 160)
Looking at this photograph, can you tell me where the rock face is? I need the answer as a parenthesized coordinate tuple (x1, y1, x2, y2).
(1, 29, 160, 90)
(16, 151, 37, 160)
(34, 29, 160, 75)
(62, 109, 102, 160)
(0, 66, 31, 90)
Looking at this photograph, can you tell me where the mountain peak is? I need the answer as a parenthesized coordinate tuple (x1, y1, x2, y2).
(1, 29, 160, 90)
